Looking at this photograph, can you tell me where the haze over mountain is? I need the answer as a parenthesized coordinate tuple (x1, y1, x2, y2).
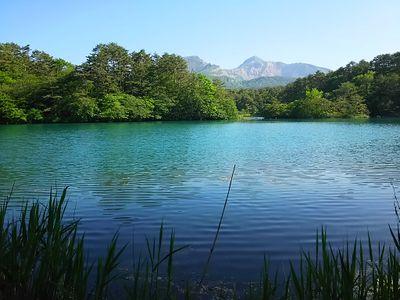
(184, 56, 330, 89)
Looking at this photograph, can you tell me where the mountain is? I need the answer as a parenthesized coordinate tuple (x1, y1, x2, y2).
(184, 56, 330, 89)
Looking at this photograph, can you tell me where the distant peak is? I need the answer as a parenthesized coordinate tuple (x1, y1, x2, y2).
(184, 56, 219, 72)
(240, 56, 266, 67)
(184, 55, 203, 61)
(248, 55, 264, 61)
(184, 55, 330, 87)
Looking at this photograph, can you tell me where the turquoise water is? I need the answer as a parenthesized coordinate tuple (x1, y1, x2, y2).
(1, 120, 400, 281)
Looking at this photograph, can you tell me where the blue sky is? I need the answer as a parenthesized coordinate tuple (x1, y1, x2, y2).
(1, 0, 399, 70)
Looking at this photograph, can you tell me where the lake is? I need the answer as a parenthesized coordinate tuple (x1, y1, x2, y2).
(1, 120, 399, 282)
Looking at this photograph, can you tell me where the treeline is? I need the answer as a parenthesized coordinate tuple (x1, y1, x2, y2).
(0, 43, 237, 124)
(1, 43, 399, 124)
(231, 52, 400, 119)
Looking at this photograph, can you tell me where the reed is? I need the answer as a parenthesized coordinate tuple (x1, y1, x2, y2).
(125, 223, 189, 300)
(0, 187, 123, 300)
(1, 184, 400, 299)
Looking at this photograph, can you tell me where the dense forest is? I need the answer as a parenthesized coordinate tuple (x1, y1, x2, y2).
(0, 42, 399, 124)
(0, 43, 237, 124)
(231, 52, 400, 119)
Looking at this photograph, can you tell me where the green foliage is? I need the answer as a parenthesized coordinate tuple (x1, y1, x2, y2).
(368, 73, 400, 117)
(81, 43, 131, 95)
(65, 95, 99, 122)
(1, 42, 399, 123)
(332, 82, 369, 118)
(170, 74, 237, 120)
(231, 52, 400, 119)
(0, 43, 237, 124)
(288, 89, 332, 119)
(120, 95, 154, 121)
(98, 93, 129, 121)
(260, 88, 332, 119)
(285, 229, 400, 300)
(0, 187, 124, 300)
(262, 100, 289, 118)
(353, 71, 374, 98)
(98, 93, 154, 121)
(2, 187, 400, 299)
(0, 92, 27, 123)
(229, 87, 283, 116)
(26, 108, 44, 123)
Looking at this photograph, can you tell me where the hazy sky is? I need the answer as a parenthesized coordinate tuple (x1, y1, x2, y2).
(1, 0, 399, 70)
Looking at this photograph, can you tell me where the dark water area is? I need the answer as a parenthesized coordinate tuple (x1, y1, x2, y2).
(1, 120, 399, 282)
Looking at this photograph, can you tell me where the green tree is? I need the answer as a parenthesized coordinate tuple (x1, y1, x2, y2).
(81, 43, 131, 95)
(118, 94, 154, 120)
(371, 53, 400, 74)
(205, 78, 238, 120)
(150, 54, 189, 119)
(97, 93, 127, 121)
(332, 82, 369, 118)
(368, 73, 400, 116)
(262, 100, 289, 118)
(0, 43, 31, 80)
(0, 92, 27, 123)
(289, 89, 332, 118)
(64, 95, 98, 122)
(125, 50, 154, 97)
(353, 71, 374, 99)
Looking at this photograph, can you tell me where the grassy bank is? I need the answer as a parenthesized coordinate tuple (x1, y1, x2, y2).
(1, 187, 400, 299)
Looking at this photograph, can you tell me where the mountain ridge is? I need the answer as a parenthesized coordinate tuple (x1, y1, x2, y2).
(184, 56, 330, 89)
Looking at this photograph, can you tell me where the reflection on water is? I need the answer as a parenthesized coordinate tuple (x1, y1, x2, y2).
(0, 120, 400, 281)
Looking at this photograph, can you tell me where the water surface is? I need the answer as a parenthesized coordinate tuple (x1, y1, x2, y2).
(1, 120, 399, 281)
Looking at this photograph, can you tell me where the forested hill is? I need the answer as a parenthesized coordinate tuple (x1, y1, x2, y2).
(0, 43, 237, 124)
(1, 42, 399, 124)
(231, 52, 400, 118)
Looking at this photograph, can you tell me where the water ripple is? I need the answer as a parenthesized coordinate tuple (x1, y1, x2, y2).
(0, 120, 399, 281)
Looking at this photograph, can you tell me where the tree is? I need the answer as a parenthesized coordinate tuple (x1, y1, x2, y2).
(203, 77, 238, 120)
(64, 95, 98, 122)
(289, 89, 332, 118)
(149, 54, 189, 119)
(0, 92, 27, 123)
(81, 43, 131, 95)
(0, 42, 240, 123)
(0, 43, 31, 80)
(332, 82, 369, 118)
(371, 53, 400, 74)
(368, 73, 400, 116)
(236, 51, 399, 119)
(353, 71, 374, 99)
(230, 86, 283, 115)
(262, 100, 289, 118)
(5, 42, 400, 123)
(97, 93, 128, 121)
(118, 94, 154, 121)
(125, 50, 153, 97)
